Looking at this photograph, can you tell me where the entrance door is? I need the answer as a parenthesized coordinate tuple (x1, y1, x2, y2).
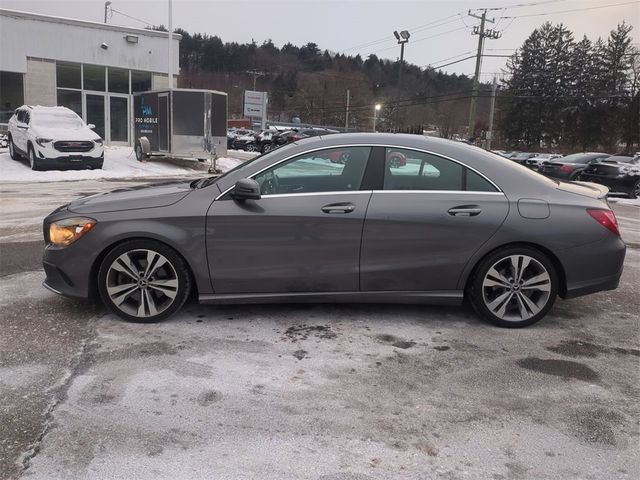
(158, 94, 169, 151)
(84, 93, 106, 140)
(108, 95, 129, 144)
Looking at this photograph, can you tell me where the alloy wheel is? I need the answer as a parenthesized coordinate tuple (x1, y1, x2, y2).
(481, 255, 552, 322)
(105, 249, 179, 318)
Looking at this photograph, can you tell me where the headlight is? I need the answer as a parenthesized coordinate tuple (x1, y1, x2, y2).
(49, 217, 96, 247)
(94, 138, 104, 146)
(36, 137, 53, 146)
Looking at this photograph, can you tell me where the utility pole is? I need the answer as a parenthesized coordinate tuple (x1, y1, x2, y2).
(467, 9, 500, 141)
(167, 0, 173, 90)
(486, 76, 498, 150)
(246, 70, 265, 91)
(345, 89, 350, 130)
(104, 1, 111, 23)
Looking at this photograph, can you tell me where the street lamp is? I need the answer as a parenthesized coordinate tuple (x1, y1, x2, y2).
(393, 30, 410, 89)
(373, 103, 381, 132)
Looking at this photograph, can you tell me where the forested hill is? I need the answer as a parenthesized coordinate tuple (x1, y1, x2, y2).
(167, 27, 486, 133)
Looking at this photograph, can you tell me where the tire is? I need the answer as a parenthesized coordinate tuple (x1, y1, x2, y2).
(468, 246, 558, 328)
(28, 145, 40, 171)
(135, 143, 146, 162)
(630, 179, 640, 200)
(97, 239, 192, 323)
(261, 143, 273, 154)
(8, 136, 20, 160)
(245, 144, 256, 152)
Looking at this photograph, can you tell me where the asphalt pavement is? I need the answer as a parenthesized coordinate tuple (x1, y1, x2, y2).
(0, 179, 638, 480)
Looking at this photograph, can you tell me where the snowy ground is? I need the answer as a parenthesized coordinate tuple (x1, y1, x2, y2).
(0, 146, 255, 183)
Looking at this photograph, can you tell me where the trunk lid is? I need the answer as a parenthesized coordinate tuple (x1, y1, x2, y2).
(556, 180, 608, 199)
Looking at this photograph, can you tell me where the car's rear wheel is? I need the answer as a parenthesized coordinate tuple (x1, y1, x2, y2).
(8, 136, 20, 160)
(630, 179, 640, 199)
(469, 246, 558, 328)
(28, 145, 40, 171)
(98, 240, 191, 323)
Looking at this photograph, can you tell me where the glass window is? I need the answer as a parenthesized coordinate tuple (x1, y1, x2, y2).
(0, 71, 24, 122)
(384, 148, 463, 190)
(57, 89, 82, 116)
(56, 62, 81, 89)
(108, 68, 129, 93)
(466, 169, 497, 192)
(383, 148, 497, 192)
(131, 71, 152, 92)
(83, 65, 105, 91)
(254, 147, 371, 195)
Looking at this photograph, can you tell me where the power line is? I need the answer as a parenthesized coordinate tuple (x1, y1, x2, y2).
(371, 26, 469, 55)
(498, 0, 639, 18)
(478, 0, 568, 11)
(339, 11, 464, 53)
(109, 7, 155, 27)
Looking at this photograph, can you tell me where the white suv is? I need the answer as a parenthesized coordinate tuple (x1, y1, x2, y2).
(8, 106, 104, 171)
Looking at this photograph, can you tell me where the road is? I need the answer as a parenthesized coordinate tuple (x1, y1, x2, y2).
(0, 177, 638, 480)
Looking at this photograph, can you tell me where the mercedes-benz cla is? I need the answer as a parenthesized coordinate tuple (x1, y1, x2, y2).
(42, 134, 625, 328)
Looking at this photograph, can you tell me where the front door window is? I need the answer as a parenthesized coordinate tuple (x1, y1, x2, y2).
(254, 146, 372, 195)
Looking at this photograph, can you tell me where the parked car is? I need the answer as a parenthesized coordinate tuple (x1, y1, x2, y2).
(539, 152, 611, 181)
(578, 155, 640, 198)
(231, 132, 259, 152)
(42, 133, 625, 328)
(509, 152, 537, 164)
(522, 153, 563, 170)
(8, 105, 104, 170)
(260, 130, 308, 153)
(298, 128, 340, 137)
(227, 129, 255, 149)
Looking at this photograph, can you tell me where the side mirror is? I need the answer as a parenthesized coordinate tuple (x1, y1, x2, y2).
(231, 178, 261, 201)
(88, 123, 96, 129)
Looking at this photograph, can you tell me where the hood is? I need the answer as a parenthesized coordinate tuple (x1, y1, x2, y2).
(556, 180, 608, 199)
(32, 126, 100, 142)
(68, 181, 193, 214)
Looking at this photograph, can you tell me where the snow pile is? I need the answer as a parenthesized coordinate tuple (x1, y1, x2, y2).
(0, 146, 246, 183)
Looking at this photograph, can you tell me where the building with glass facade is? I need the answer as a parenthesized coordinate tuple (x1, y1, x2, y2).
(0, 8, 180, 145)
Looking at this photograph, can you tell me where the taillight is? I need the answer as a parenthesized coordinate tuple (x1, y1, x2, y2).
(559, 164, 575, 173)
(587, 208, 620, 236)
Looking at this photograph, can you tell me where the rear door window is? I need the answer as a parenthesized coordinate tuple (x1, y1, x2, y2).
(383, 148, 497, 192)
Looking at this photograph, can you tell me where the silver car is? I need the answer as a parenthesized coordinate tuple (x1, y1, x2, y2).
(42, 134, 626, 328)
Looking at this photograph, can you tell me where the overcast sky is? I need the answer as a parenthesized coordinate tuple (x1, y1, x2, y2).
(2, 0, 638, 77)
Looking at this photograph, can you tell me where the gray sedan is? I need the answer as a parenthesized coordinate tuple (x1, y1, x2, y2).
(42, 134, 625, 328)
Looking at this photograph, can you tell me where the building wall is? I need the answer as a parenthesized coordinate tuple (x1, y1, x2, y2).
(152, 73, 178, 90)
(0, 9, 179, 75)
(24, 58, 56, 106)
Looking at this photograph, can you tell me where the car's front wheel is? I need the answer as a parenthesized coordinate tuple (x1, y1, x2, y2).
(98, 240, 192, 323)
(28, 145, 40, 171)
(8, 136, 20, 160)
(469, 246, 558, 328)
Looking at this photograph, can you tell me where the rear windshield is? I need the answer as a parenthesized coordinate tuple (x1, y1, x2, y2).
(561, 153, 609, 164)
(33, 111, 84, 129)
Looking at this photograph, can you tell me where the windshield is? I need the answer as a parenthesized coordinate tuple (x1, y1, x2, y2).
(33, 111, 84, 129)
(194, 152, 267, 189)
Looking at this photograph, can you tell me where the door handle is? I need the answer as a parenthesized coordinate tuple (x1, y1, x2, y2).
(448, 205, 482, 217)
(321, 202, 356, 214)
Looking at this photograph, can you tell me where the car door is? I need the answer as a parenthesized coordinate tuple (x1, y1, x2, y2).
(206, 146, 373, 294)
(360, 147, 509, 292)
(13, 109, 28, 153)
